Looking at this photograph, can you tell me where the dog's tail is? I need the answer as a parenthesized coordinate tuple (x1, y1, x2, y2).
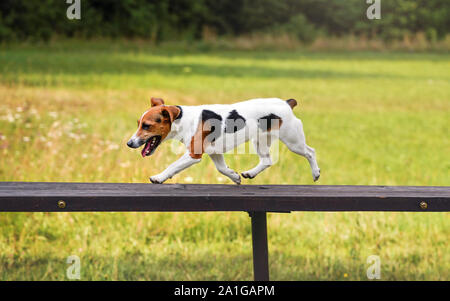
(286, 98, 298, 110)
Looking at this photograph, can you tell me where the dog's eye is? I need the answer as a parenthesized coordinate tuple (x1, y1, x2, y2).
(156, 118, 161, 123)
(142, 123, 150, 130)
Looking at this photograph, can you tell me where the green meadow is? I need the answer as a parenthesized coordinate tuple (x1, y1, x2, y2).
(0, 42, 448, 280)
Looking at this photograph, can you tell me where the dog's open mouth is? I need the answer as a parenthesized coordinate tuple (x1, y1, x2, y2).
(141, 136, 162, 157)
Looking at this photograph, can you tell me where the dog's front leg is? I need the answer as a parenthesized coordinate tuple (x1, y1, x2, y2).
(150, 151, 201, 184)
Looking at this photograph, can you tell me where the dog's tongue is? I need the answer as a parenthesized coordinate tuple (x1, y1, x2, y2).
(141, 142, 151, 157)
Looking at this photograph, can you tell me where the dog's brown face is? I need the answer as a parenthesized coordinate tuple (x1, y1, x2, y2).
(127, 98, 180, 157)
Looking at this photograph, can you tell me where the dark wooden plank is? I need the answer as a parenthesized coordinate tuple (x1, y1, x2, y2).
(0, 182, 449, 212)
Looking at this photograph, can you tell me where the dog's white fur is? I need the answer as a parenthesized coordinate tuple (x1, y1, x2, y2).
(129, 98, 320, 184)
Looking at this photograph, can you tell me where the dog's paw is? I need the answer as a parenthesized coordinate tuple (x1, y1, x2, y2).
(230, 172, 241, 185)
(313, 169, 321, 182)
(150, 175, 166, 184)
(241, 171, 255, 179)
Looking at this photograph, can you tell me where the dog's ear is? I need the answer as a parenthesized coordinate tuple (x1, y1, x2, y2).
(151, 97, 164, 107)
(161, 106, 181, 123)
(137, 119, 140, 127)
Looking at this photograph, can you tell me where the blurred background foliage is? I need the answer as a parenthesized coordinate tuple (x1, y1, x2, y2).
(0, 0, 448, 43)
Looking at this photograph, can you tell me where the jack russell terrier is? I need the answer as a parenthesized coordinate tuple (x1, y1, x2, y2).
(127, 97, 320, 184)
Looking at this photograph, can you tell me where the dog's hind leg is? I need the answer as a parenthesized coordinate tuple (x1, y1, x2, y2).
(280, 118, 320, 181)
(241, 135, 273, 179)
(209, 154, 241, 184)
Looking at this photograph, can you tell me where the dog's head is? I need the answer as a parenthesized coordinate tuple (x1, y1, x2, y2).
(127, 97, 180, 157)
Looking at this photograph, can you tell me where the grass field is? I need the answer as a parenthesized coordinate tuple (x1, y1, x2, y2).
(0, 41, 448, 280)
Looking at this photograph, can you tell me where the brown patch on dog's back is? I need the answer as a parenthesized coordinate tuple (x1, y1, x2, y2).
(189, 110, 222, 159)
(189, 121, 207, 159)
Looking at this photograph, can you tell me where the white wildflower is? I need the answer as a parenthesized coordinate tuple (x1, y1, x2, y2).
(68, 132, 81, 140)
(5, 113, 14, 123)
(48, 112, 58, 119)
(107, 144, 120, 151)
(119, 161, 131, 168)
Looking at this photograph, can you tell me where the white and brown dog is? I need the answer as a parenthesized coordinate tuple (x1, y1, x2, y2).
(127, 97, 320, 184)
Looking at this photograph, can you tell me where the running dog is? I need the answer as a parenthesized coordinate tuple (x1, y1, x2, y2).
(127, 97, 320, 184)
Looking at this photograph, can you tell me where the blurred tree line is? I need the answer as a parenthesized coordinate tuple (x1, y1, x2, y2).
(0, 0, 448, 42)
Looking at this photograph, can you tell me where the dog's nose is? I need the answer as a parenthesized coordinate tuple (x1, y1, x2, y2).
(127, 140, 134, 148)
